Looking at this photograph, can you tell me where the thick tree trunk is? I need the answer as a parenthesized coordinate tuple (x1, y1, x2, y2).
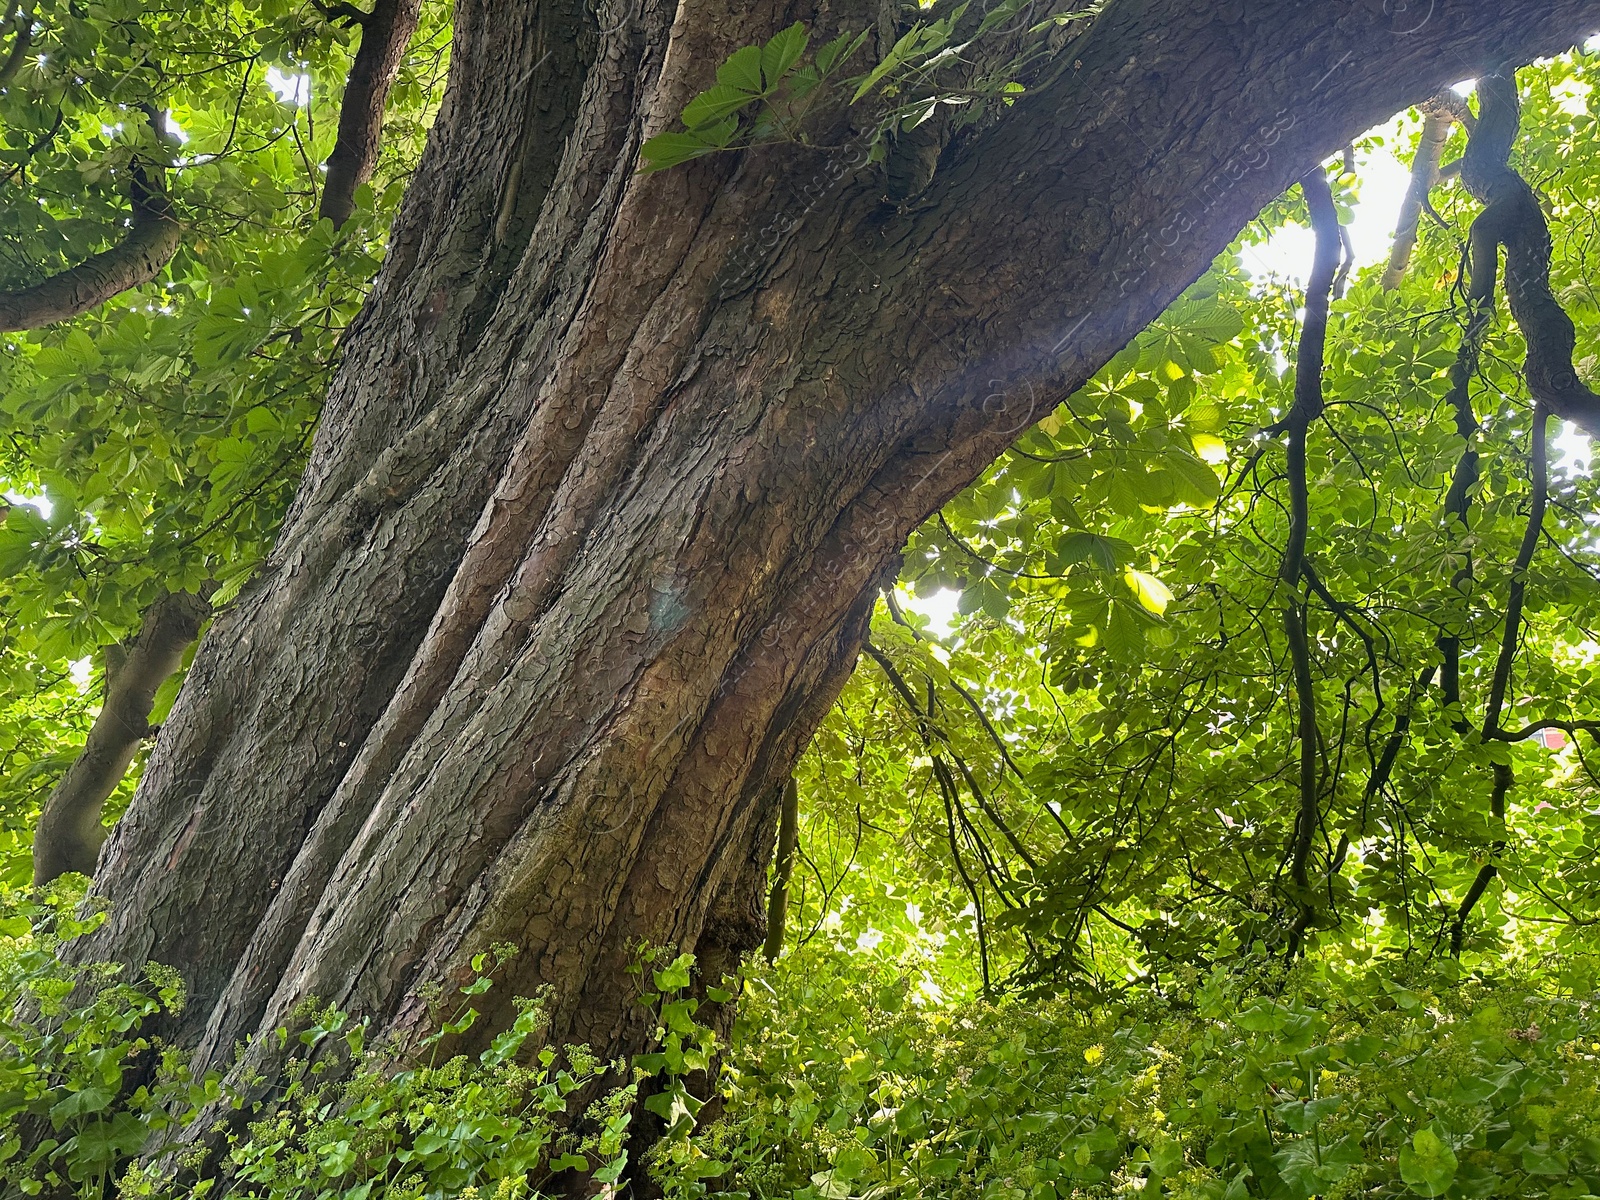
(75, 0, 1600, 1104)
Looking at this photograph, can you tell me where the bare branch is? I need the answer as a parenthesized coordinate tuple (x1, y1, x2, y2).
(33, 591, 210, 883)
(319, 0, 421, 229)
(1282, 167, 1341, 951)
(0, 158, 179, 332)
(762, 777, 799, 961)
(1381, 102, 1456, 290)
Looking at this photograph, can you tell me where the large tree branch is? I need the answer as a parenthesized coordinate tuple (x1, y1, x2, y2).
(318, 0, 422, 229)
(0, 158, 179, 332)
(32, 591, 210, 884)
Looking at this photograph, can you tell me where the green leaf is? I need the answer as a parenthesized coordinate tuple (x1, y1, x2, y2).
(654, 953, 694, 992)
(851, 22, 939, 102)
(1168, 449, 1223, 505)
(1125, 567, 1172, 615)
(64, 1113, 148, 1179)
(50, 1087, 116, 1124)
(716, 45, 765, 93)
(644, 1079, 705, 1138)
(815, 29, 867, 76)
(1273, 1095, 1343, 1133)
(1522, 1145, 1570, 1177)
(640, 132, 719, 172)
(594, 1149, 629, 1184)
(1056, 532, 1135, 572)
(762, 23, 808, 87)
(1399, 1126, 1459, 1196)
(682, 84, 759, 130)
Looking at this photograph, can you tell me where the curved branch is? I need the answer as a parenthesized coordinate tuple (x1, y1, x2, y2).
(1462, 72, 1600, 434)
(319, 0, 422, 228)
(33, 590, 211, 883)
(1488, 717, 1600, 742)
(0, 159, 179, 332)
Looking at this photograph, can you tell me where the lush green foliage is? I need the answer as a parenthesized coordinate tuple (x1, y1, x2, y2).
(652, 946, 1600, 1200)
(5, 887, 1600, 1200)
(5, 2, 1600, 1197)
(0, 888, 722, 1197)
(789, 55, 1600, 994)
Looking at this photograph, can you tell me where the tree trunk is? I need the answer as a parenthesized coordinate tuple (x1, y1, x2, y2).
(74, 0, 1600, 1099)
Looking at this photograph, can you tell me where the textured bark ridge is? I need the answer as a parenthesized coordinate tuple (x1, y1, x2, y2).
(76, 0, 1600, 1092)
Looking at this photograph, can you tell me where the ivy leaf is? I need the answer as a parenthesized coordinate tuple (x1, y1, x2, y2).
(1399, 1126, 1458, 1196)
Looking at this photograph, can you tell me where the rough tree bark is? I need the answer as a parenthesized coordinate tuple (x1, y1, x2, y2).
(70, 0, 1600, 1116)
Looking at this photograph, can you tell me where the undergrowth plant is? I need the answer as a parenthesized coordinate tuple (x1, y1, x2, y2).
(0, 887, 720, 1199)
(649, 946, 1600, 1200)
